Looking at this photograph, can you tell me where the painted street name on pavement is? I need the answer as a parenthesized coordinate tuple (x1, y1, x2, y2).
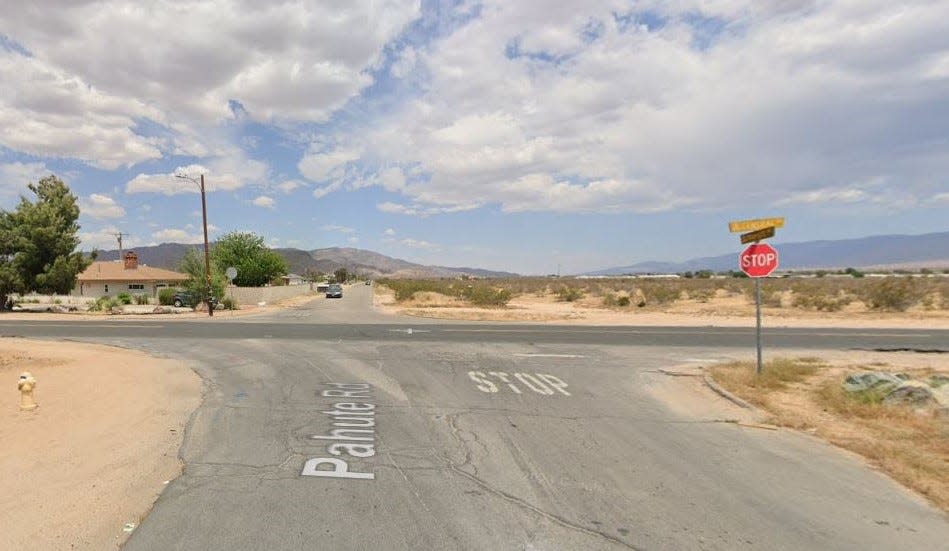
(301, 383, 377, 480)
(468, 371, 570, 396)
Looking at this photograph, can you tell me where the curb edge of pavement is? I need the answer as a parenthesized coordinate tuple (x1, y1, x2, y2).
(702, 372, 755, 410)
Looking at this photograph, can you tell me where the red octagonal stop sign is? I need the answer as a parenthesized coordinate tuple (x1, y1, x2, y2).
(739, 243, 779, 278)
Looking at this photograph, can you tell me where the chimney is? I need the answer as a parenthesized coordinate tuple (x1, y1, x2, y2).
(124, 251, 138, 270)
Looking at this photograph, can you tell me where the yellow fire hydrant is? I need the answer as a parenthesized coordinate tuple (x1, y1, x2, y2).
(18, 372, 38, 411)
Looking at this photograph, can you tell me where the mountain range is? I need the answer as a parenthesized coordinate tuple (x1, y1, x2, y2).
(586, 231, 949, 275)
(91, 243, 517, 279)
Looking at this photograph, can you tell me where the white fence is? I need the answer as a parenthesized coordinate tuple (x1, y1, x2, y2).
(227, 284, 314, 306)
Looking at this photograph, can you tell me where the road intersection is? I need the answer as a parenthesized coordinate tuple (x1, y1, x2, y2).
(2, 285, 947, 550)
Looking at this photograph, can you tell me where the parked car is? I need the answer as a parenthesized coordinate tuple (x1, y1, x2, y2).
(365, 280, 371, 285)
(173, 291, 219, 308)
(326, 284, 343, 298)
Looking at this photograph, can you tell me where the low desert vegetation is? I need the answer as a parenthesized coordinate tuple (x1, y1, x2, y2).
(376, 275, 949, 314)
(710, 358, 949, 512)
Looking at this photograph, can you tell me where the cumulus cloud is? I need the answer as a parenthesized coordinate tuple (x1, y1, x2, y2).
(78, 225, 142, 251)
(126, 158, 268, 195)
(252, 195, 275, 208)
(0, 51, 163, 169)
(298, 147, 361, 182)
(0, 161, 51, 196)
(81, 193, 126, 219)
(383, 228, 396, 236)
(311, 1, 949, 214)
(0, 1, 420, 167)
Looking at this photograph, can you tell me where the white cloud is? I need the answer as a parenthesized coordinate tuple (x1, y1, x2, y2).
(126, 158, 268, 195)
(298, 147, 361, 182)
(399, 238, 438, 250)
(152, 228, 205, 244)
(376, 201, 480, 216)
(252, 195, 275, 209)
(0, 2, 420, 169)
(311, 1, 949, 214)
(321, 224, 355, 233)
(0, 51, 163, 169)
(383, 228, 396, 236)
(81, 193, 126, 219)
(78, 225, 142, 251)
(0, 161, 50, 195)
(347, 236, 359, 244)
(277, 179, 305, 193)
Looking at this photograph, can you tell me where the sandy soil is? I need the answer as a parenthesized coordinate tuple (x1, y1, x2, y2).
(374, 287, 949, 329)
(0, 339, 201, 550)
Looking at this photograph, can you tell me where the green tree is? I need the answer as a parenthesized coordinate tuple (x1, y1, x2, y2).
(211, 232, 287, 287)
(179, 247, 227, 300)
(333, 267, 349, 283)
(0, 176, 90, 302)
(0, 214, 21, 309)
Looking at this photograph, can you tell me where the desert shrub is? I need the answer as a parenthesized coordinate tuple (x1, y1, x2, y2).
(462, 286, 511, 307)
(158, 288, 177, 306)
(557, 287, 584, 302)
(617, 295, 631, 307)
(89, 296, 121, 312)
(602, 293, 617, 307)
(117, 292, 133, 305)
(762, 291, 784, 308)
(687, 287, 715, 303)
(861, 278, 924, 312)
(792, 293, 851, 312)
(134, 294, 149, 305)
(643, 284, 680, 305)
(221, 296, 238, 310)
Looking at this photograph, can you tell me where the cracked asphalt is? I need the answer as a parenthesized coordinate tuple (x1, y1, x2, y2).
(3, 285, 948, 550)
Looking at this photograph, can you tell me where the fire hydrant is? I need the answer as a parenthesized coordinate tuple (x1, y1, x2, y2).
(18, 372, 38, 411)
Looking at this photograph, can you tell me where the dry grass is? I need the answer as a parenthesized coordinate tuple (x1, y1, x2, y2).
(709, 358, 822, 407)
(709, 359, 949, 512)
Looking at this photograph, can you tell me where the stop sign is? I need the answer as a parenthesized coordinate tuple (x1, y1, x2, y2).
(739, 243, 779, 278)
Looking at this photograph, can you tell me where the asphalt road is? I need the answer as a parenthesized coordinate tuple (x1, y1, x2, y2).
(2, 285, 947, 550)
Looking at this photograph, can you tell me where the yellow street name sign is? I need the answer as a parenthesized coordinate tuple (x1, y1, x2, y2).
(728, 217, 785, 233)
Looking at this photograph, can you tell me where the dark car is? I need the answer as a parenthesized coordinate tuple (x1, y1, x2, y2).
(173, 291, 219, 308)
(326, 284, 343, 298)
(365, 279, 371, 285)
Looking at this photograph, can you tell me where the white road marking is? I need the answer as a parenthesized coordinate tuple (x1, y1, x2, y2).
(512, 353, 585, 358)
(388, 328, 431, 334)
(470, 371, 571, 396)
(0, 323, 162, 328)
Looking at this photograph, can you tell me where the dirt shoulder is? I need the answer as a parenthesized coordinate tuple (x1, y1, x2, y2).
(696, 352, 949, 512)
(0, 338, 202, 550)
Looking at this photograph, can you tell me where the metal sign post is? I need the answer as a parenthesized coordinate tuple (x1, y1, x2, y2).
(732, 218, 783, 376)
(755, 277, 763, 375)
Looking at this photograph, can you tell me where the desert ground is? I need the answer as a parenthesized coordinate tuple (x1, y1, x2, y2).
(0, 339, 201, 550)
(373, 277, 949, 329)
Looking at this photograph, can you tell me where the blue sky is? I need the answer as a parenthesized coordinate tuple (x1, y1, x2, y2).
(1, 1, 947, 274)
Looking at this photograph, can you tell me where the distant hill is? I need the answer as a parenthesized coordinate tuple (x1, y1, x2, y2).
(92, 244, 517, 279)
(587, 231, 949, 275)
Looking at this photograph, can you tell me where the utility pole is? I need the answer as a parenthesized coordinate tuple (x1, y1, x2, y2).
(111, 232, 129, 260)
(175, 173, 214, 317)
(200, 174, 213, 317)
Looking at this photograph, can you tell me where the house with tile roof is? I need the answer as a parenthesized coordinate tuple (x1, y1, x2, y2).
(73, 251, 188, 298)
